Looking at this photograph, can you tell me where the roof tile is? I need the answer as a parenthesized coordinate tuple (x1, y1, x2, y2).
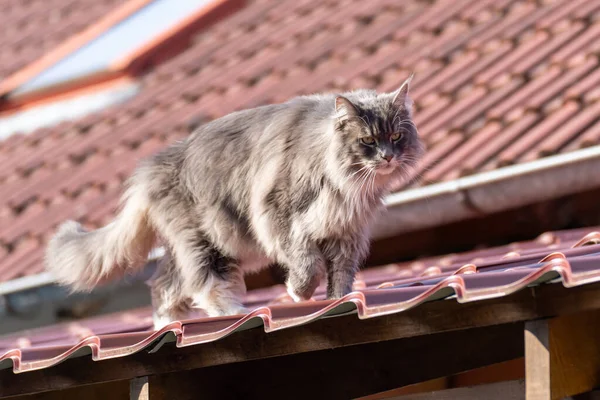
(496, 100, 580, 164)
(567, 119, 600, 150)
(2, 226, 600, 374)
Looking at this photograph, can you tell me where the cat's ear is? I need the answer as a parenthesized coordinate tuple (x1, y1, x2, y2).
(390, 73, 414, 112)
(334, 96, 359, 126)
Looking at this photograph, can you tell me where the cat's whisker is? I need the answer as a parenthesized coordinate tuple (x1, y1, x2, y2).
(349, 166, 369, 179)
(368, 169, 377, 195)
(355, 168, 371, 197)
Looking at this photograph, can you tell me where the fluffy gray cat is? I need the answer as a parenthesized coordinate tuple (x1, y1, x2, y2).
(45, 76, 424, 329)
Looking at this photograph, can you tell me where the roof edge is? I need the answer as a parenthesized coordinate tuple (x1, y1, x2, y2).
(0, 0, 152, 97)
(0, 248, 165, 297)
(112, 0, 248, 74)
(373, 145, 600, 239)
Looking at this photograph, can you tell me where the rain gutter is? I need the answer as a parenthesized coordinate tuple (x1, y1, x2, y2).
(373, 145, 600, 239)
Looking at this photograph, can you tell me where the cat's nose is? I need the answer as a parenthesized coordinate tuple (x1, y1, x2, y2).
(382, 154, 393, 162)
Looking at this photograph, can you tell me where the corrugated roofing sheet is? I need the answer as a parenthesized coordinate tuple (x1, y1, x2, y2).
(1, 226, 599, 374)
(2, 0, 600, 283)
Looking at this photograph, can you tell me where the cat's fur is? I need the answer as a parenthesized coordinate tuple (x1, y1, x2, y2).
(45, 77, 424, 329)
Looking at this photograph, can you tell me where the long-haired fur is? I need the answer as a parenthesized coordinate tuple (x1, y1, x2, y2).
(46, 77, 424, 329)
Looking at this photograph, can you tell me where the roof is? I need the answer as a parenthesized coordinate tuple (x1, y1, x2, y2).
(1, 0, 600, 280)
(1, 225, 599, 374)
(0, 0, 123, 82)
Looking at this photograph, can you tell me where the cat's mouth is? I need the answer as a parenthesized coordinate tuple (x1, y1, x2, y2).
(375, 162, 396, 175)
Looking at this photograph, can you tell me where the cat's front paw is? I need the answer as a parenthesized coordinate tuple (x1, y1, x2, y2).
(286, 286, 304, 302)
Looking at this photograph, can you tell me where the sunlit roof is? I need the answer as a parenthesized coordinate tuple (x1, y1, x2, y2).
(13, 0, 216, 96)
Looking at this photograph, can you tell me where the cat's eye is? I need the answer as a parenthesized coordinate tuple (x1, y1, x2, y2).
(391, 132, 403, 142)
(360, 137, 375, 145)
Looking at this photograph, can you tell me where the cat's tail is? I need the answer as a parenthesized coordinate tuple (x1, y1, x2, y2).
(45, 181, 156, 292)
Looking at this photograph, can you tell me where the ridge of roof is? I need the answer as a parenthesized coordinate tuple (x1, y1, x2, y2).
(0, 0, 153, 97)
(0, 0, 246, 105)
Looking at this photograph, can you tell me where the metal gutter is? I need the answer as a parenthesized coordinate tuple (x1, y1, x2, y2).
(2, 145, 600, 294)
(0, 272, 56, 297)
(0, 250, 164, 297)
(373, 144, 600, 239)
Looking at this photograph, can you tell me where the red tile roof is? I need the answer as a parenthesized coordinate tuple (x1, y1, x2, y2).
(0, 0, 123, 82)
(2, 0, 600, 282)
(1, 225, 599, 373)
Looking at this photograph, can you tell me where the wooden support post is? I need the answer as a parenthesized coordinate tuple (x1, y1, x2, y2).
(525, 310, 600, 400)
(130, 376, 149, 400)
(525, 320, 550, 400)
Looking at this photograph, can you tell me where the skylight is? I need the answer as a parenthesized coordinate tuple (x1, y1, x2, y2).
(12, 0, 217, 97)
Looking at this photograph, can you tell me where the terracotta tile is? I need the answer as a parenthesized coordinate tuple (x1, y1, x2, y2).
(566, 119, 600, 150)
(565, 67, 600, 100)
(0, 167, 55, 210)
(571, 0, 600, 19)
(466, 2, 538, 49)
(521, 99, 600, 161)
(478, 112, 540, 172)
(418, 86, 488, 136)
(412, 51, 480, 99)
(414, 95, 452, 125)
(487, 65, 563, 119)
(421, 0, 481, 31)
(0, 201, 47, 244)
(449, 77, 523, 131)
(474, 31, 549, 85)
(496, 101, 580, 164)
(416, 132, 464, 183)
(523, 56, 598, 110)
(426, 122, 502, 181)
(0, 237, 40, 281)
(459, 0, 515, 22)
(509, 21, 586, 74)
(550, 22, 600, 64)
(500, 0, 568, 39)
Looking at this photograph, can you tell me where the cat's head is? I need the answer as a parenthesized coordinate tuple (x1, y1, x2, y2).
(333, 76, 424, 179)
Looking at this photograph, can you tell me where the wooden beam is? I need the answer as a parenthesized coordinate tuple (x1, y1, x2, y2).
(357, 378, 450, 399)
(7, 381, 128, 400)
(143, 323, 524, 400)
(390, 380, 525, 400)
(525, 310, 600, 400)
(2, 282, 600, 397)
(572, 390, 600, 400)
(449, 358, 525, 387)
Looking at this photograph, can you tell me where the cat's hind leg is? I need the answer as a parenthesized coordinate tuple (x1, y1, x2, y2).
(149, 250, 192, 330)
(171, 233, 248, 317)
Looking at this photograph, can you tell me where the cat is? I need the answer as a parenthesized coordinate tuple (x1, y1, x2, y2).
(45, 76, 424, 330)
